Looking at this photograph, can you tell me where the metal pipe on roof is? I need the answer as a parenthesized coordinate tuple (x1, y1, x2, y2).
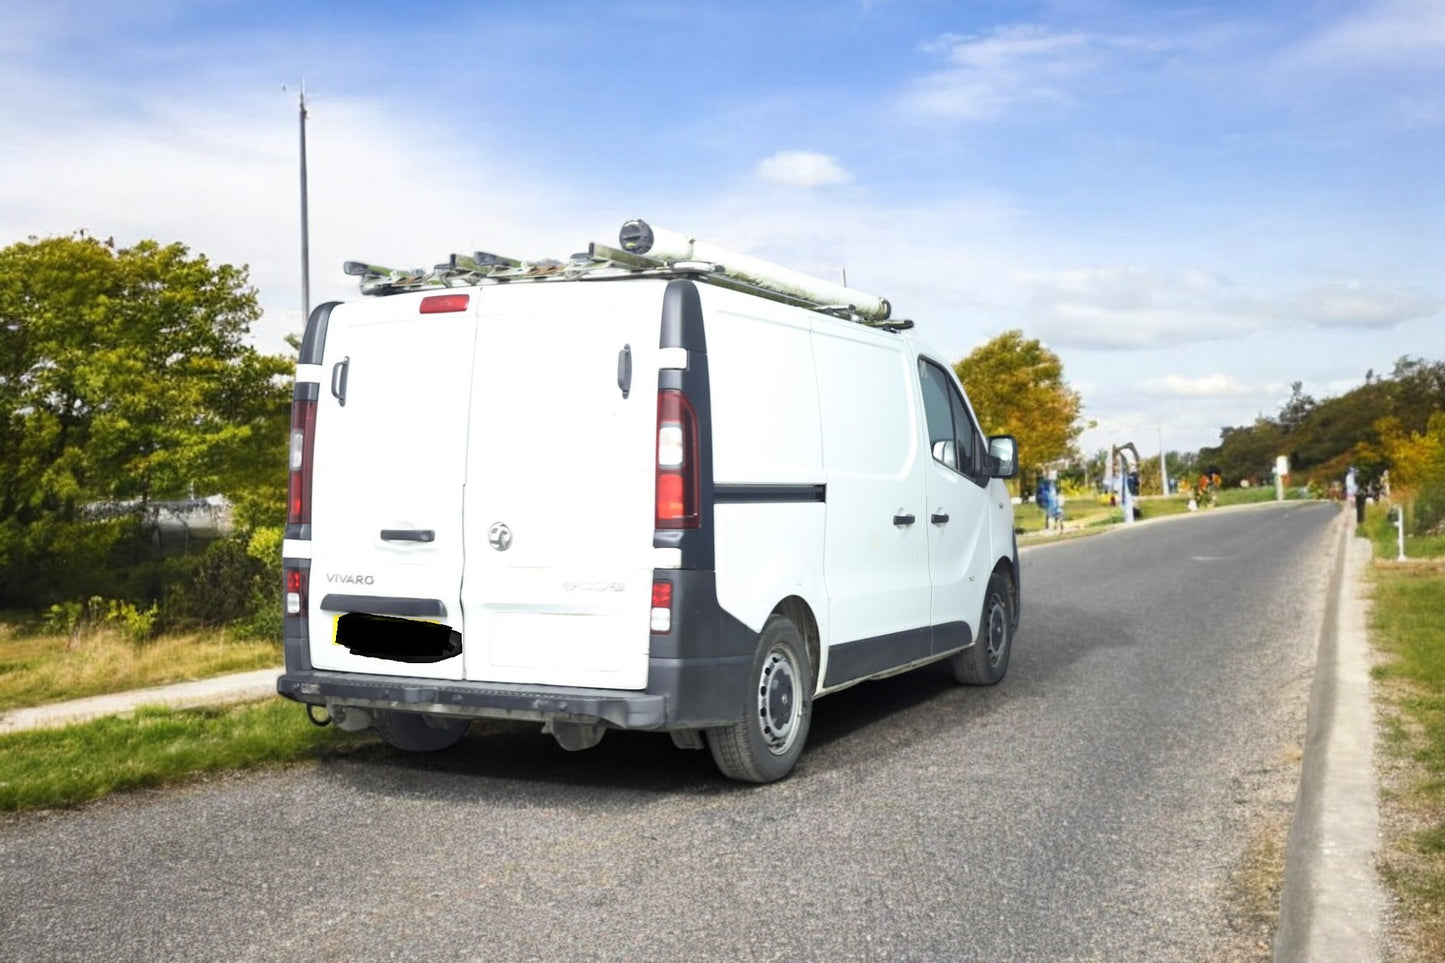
(619, 219, 891, 321)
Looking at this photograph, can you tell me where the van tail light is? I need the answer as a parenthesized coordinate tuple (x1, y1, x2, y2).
(288, 398, 317, 526)
(650, 580, 673, 634)
(285, 566, 308, 619)
(655, 389, 699, 529)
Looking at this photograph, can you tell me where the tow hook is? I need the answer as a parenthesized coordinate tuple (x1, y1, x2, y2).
(328, 705, 375, 732)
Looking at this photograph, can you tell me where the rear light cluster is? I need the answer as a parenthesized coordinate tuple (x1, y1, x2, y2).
(655, 388, 699, 529)
(287, 398, 317, 526)
(285, 567, 308, 618)
(651, 580, 673, 634)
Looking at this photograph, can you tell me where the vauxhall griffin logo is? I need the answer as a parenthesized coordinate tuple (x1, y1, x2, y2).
(488, 522, 513, 552)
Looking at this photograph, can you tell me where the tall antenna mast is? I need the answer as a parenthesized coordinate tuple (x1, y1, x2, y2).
(298, 82, 311, 323)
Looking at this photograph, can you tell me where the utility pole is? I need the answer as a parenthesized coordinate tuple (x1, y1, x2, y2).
(298, 82, 311, 323)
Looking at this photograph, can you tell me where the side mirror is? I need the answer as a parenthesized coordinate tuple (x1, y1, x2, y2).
(932, 439, 958, 470)
(988, 435, 1019, 479)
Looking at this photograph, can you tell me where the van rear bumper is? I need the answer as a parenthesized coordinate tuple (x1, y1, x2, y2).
(276, 654, 750, 731)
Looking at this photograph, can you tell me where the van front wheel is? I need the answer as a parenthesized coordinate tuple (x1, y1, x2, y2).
(952, 571, 1014, 686)
(373, 710, 470, 752)
(707, 615, 812, 783)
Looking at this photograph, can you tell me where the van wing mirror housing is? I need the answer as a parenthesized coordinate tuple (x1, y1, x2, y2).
(988, 435, 1019, 479)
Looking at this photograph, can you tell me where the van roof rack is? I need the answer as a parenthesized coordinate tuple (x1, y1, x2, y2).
(344, 219, 897, 326)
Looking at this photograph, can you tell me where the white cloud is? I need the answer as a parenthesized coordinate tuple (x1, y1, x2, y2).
(905, 24, 1091, 121)
(1010, 266, 1441, 351)
(754, 150, 853, 188)
(1140, 373, 1255, 398)
(1289, 0, 1445, 69)
(1013, 266, 1258, 350)
(1288, 281, 1440, 328)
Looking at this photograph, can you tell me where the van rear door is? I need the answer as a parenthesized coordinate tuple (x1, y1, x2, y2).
(460, 281, 661, 690)
(306, 291, 478, 681)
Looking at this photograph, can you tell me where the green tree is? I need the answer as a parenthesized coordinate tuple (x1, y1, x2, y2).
(1197, 357, 1445, 487)
(953, 329, 1084, 474)
(0, 233, 292, 606)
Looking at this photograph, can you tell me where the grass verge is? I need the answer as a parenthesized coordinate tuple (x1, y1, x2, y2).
(1367, 504, 1445, 960)
(0, 698, 364, 812)
(0, 621, 280, 710)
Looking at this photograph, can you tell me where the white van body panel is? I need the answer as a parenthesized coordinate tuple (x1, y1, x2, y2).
(701, 287, 829, 637)
(703, 295, 824, 487)
(811, 323, 930, 653)
(306, 292, 477, 681)
(459, 281, 661, 690)
(917, 355, 997, 650)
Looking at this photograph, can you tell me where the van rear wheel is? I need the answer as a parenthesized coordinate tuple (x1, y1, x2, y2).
(707, 615, 812, 784)
(952, 571, 1014, 686)
(373, 710, 470, 752)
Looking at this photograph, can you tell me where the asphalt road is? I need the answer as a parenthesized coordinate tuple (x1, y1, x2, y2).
(0, 501, 1339, 962)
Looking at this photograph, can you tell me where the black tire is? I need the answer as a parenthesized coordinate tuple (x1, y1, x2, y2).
(952, 570, 1014, 686)
(707, 615, 812, 784)
(373, 710, 470, 752)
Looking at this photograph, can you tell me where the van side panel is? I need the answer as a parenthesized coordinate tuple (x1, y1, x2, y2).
(809, 322, 930, 687)
(701, 290, 828, 639)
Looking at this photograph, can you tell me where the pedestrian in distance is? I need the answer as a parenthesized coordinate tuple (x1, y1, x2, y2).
(1345, 466, 1365, 525)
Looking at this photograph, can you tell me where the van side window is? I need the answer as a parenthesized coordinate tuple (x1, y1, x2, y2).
(948, 385, 985, 482)
(919, 359, 959, 471)
(919, 358, 987, 483)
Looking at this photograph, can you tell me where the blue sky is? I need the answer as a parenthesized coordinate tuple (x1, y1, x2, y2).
(3, 0, 1441, 457)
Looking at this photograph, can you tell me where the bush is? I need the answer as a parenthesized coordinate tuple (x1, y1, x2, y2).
(239, 526, 283, 641)
(1412, 482, 1445, 537)
(38, 596, 158, 644)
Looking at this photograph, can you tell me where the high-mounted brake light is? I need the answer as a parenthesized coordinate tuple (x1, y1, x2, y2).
(287, 399, 318, 526)
(655, 389, 700, 529)
(420, 293, 470, 314)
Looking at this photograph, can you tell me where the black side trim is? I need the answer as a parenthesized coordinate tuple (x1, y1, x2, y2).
(319, 594, 448, 618)
(824, 626, 941, 688)
(932, 619, 972, 656)
(714, 484, 826, 504)
(299, 301, 342, 365)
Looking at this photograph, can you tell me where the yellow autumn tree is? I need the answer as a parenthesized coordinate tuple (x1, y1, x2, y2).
(1378, 412, 1445, 489)
(953, 329, 1084, 473)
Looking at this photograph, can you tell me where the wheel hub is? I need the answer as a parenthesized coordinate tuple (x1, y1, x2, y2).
(758, 650, 799, 754)
(986, 598, 1008, 666)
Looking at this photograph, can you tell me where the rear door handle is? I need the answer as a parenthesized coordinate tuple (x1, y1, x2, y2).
(617, 343, 632, 399)
(331, 356, 350, 407)
(893, 512, 916, 527)
(931, 512, 950, 524)
(381, 529, 435, 542)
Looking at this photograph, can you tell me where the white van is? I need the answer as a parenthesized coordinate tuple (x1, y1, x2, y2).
(279, 221, 1019, 783)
